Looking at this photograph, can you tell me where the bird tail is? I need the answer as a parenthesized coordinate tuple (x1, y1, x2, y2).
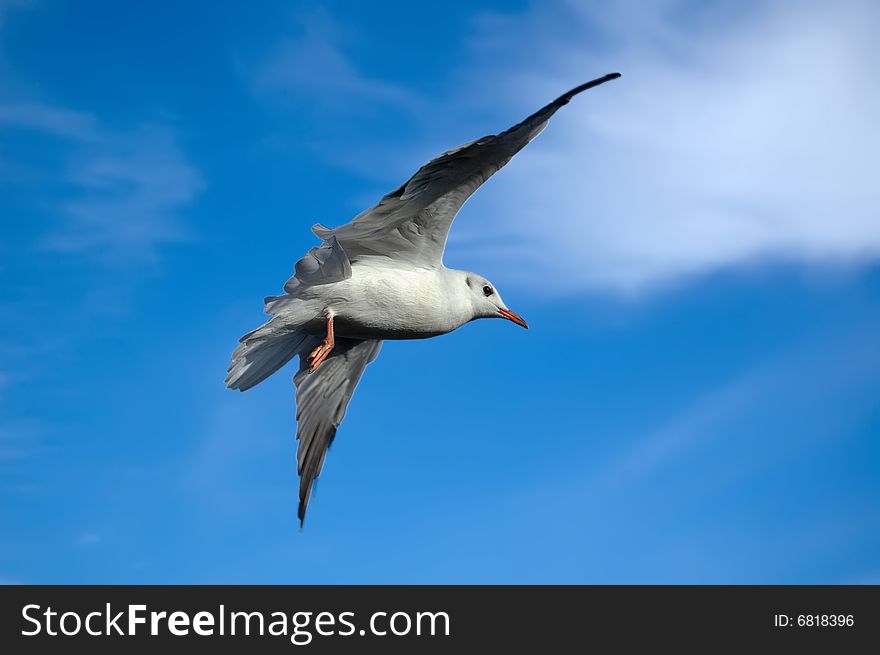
(225, 319, 313, 392)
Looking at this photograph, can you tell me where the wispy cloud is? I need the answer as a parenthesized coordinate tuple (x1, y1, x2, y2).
(586, 315, 880, 492)
(0, 103, 96, 140)
(252, 11, 421, 113)
(0, 0, 202, 506)
(246, 9, 436, 185)
(1, 105, 201, 262)
(0, 0, 201, 265)
(49, 124, 201, 260)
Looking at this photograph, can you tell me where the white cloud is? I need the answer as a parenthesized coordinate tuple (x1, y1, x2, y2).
(455, 0, 880, 293)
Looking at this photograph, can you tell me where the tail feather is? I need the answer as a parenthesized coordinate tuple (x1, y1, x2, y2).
(226, 320, 310, 392)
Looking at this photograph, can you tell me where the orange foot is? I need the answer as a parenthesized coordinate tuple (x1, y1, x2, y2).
(308, 314, 335, 372)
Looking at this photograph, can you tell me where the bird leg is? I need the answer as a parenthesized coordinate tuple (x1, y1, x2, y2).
(308, 314, 335, 373)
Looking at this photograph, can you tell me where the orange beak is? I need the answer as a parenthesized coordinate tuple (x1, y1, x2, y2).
(498, 308, 529, 329)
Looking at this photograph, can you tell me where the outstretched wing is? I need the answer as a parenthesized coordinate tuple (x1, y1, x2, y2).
(293, 337, 382, 525)
(313, 72, 621, 269)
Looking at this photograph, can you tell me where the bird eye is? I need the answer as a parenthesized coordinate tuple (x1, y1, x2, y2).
(482, 285, 493, 296)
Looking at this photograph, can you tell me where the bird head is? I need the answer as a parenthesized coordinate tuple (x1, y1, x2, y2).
(465, 274, 528, 329)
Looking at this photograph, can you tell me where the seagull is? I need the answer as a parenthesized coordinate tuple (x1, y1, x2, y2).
(226, 72, 621, 524)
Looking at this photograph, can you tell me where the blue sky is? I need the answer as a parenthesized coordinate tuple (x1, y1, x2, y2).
(1, 0, 878, 583)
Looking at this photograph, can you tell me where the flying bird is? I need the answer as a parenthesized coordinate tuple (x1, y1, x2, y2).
(226, 72, 621, 524)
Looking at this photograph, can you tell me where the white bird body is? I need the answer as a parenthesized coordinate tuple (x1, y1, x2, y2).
(226, 72, 621, 524)
(278, 265, 478, 341)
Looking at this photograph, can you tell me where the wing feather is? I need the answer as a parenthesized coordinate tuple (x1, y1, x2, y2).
(292, 337, 382, 525)
(314, 73, 621, 268)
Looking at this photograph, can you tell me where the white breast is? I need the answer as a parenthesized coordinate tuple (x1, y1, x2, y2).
(317, 265, 473, 340)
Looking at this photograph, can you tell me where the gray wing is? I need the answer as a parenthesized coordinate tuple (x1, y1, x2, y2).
(312, 72, 621, 269)
(293, 337, 382, 525)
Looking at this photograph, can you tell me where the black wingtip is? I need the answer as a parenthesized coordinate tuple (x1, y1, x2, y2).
(559, 72, 622, 104)
(506, 71, 622, 138)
